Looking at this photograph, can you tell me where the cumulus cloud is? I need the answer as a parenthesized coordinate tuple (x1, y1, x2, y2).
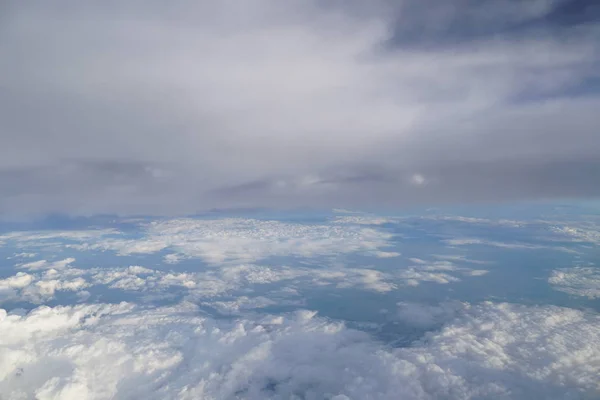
(0, 271, 88, 304)
(1, 301, 599, 399)
(60, 218, 398, 266)
(0, 254, 489, 308)
(395, 259, 489, 287)
(549, 266, 600, 298)
(1, 0, 599, 215)
(0, 217, 405, 269)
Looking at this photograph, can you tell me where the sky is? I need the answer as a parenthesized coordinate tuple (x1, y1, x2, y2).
(1, 0, 599, 217)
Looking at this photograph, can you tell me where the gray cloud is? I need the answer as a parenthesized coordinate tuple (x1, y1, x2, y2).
(1, 0, 599, 216)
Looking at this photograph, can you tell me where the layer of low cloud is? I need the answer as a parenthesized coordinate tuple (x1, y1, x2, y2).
(549, 266, 600, 298)
(1, 0, 599, 216)
(0, 212, 598, 398)
(1, 217, 404, 266)
(0, 255, 487, 306)
(58, 218, 397, 265)
(1, 301, 599, 399)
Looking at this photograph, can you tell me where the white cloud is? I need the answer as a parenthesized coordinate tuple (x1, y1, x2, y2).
(0, 218, 497, 307)
(0, 272, 34, 290)
(399, 268, 460, 287)
(0, 229, 118, 244)
(16, 259, 47, 270)
(205, 296, 277, 316)
(332, 216, 397, 225)
(331, 269, 397, 293)
(424, 216, 525, 228)
(0, 269, 90, 304)
(444, 238, 577, 253)
(432, 254, 491, 265)
(0, 255, 487, 307)
(1, 258, 92, 304)
(62, 218, 397, 266)
(372, 251, 401, 258)
(463, 269, 489, 277)
(395, 259, 488, 287)
(444, 238, 533, 248)
(549, 266, 600, 298)
(409, 173, 427, 187)
(8, 252, 37, 259)
(23, 278, 89, 301)
(18, 257, 76, 271)
(1, 301, 599, 399)
(332, 209, 364, 215)
(551, 225, 600, 245)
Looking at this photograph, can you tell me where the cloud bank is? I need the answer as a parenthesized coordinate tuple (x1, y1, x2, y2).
(1, 301, 599, 399)
(550, 266, 600, 298)
(1, 0, 600, 215)
(0, 212, 598, 398)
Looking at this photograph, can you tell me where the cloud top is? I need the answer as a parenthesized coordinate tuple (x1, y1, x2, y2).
(1, 301, 600, 399)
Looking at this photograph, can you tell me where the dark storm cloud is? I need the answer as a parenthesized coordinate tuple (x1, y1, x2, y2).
(0, 0, 599, 216)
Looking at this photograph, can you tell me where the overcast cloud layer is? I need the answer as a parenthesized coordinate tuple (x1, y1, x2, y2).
(1, 0, 599, 216)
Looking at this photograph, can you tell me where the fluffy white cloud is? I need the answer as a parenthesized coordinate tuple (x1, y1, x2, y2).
(0, 268, 90, 304)
(317, 269, 397, 293)
(549, 266, 600, 299)
(0, 272, 35, 292)
(1, 301, 599, 399)
(0, 216, 502, 309)
(0, 254, 489, 308)
(395, 260, 488, 287)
